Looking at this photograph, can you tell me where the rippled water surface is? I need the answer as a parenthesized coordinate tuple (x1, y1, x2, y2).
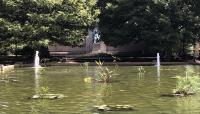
(0, 65, 200, 114)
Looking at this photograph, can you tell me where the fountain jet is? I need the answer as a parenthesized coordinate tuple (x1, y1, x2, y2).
(34, 51, 40, 93)
(156, 53, 160, 79)
(156, 53, 160, 67)
(34, 51, 40, 82)
(34, 51, 40, 68)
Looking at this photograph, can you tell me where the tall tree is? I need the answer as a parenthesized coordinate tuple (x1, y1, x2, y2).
(0, 0, 99, 52)
(99, 0, 200, 59)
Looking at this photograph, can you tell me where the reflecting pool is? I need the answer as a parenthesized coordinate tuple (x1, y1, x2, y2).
(0, 65, 200, 114)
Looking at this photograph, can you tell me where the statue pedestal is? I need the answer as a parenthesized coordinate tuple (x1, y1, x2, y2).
(92, 42, 106, 54)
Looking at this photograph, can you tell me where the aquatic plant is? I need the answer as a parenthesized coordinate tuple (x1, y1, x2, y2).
(83, 60, 118, 83)
(37, 87, 49, 95)
(81, 62, 90, 81)
(138, 66, 145, 73)
(80, 62, 89, 72)
(33, 87, 64, 99)
(96, 60, 115, 83)
(39, 68, 46, 75)
(174, 66, 200, 95)
(112, 56, 120, 71)
(40, 58, 49, 67)
(174, 75, 200, 95)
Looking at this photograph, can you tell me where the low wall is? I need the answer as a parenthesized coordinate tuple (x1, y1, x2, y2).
(14, 61, 193, 68)
(48, 40, 145, 56)
(48, 43, 86, 56)
(0, 65, 14, 73)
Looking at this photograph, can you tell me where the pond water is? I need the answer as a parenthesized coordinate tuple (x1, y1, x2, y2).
(0, 65, 200, 114)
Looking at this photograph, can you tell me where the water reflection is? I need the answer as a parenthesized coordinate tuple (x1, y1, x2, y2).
(29, 100, 51, 113)
(185, 65, 194, 76)
(34, 67, 40, 93)
(157, 66, 160, 78)
(175, 96, 200, 114)
(93, 83, 112, 105)
(138, 72, 145, 78)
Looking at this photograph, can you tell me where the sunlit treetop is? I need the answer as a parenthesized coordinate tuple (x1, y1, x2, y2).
(0, 0, 100, 50)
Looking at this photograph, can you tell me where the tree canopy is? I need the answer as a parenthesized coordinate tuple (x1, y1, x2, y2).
(1, 0, 200, 58)
(0, 0, 99, 52)
(99, 0, 200, 58)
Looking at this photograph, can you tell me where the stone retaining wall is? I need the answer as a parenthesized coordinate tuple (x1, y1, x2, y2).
(0, 65, 14, 73)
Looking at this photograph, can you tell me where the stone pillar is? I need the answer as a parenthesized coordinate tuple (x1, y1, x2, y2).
(85, 30, 93, 54)
(194, 42, 199, 59)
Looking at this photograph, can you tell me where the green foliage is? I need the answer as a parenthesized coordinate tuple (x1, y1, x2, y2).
(37, 86, 49, 95)
(174, 66, 200, 95)
(138, 66, 145, 73)
(99, 0, 200, 58)
(0, 0, 100, 53)
(39, 68, 46, 75)
(111, 56, 120, 71)
(81, 62, 90, 78)
(175, 75, 200, 95)
(80, 62, 89, 72)
(95, 60, 115, 83)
